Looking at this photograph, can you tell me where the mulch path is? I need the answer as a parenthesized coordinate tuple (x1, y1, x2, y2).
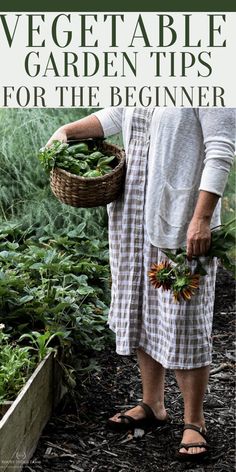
(23, 267, 235, 472)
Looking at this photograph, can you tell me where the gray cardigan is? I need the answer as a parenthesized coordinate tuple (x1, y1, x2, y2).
(94, 108, 235, 249)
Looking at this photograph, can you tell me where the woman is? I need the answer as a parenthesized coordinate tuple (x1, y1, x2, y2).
(47, 108, 235, 461)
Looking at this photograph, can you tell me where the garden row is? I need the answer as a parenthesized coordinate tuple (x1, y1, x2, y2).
(0, 108, 116, 470)
(0, 219, 113, 401)
(0, 217, 114, 470)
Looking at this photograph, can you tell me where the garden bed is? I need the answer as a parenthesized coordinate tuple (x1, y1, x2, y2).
(21, 266, 235, 472)
(0, 352, 65, 472)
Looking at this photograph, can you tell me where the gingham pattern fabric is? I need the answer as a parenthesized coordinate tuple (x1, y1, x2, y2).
(107, 108, 217, 369)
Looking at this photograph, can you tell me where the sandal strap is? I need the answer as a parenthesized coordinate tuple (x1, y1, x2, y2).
(139, 401, 155, 420)
(117, 414, 136, 425)
(180, 442, 210, 450)
(183, 423, 207, 440)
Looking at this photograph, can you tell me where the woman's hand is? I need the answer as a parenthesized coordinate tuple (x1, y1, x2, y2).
(186, 190, 219, 260)
(46, 127, 67, 147)
(186, 217, 211, 260)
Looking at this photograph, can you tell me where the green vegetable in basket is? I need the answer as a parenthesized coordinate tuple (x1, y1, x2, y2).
(58, 158, 90, 175)
(99, 165, 113, 175)
(73, 153, 90, 160)
(96, 155, 116, 176)
(97, 155, 116, 166)
(38, 140, 117, 178)
(56, 155, 79, 167)
(89, 151, 104, 159)
(54, 142, 69, 155)
(38, 141, 69, 171)
(75, 161, 90, 173)
(87, 151, 104, 164)
(68, 143, 89, 155)
(83, 170, 103, 177)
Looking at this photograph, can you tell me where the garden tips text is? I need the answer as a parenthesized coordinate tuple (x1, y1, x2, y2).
(0, 12, 235, 107)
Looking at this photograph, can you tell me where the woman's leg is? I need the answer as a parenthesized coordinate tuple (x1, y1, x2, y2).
(109, 348, 167, 422)
(175, 366, 210, 454)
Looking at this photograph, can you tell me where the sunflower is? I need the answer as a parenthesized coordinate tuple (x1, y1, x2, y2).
(148, 260, 174, 290)
(173, 271, 200, 302)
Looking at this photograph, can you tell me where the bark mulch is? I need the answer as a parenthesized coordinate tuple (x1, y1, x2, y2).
(23, 267, 235, 472)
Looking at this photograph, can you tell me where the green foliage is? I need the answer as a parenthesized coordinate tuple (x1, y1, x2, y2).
(19, 330, 66, 363)
(208, 218, 236, 274)
(0, 223, 113, 370)
(38, 139, 116, 177)
(0, 325, 36, 402)
(0, 108, 116, 396)
(222, 161, 236, 225)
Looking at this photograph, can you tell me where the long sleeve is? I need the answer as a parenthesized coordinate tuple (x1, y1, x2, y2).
(197, 108, 235, 196)
(92, 107, 124, 137)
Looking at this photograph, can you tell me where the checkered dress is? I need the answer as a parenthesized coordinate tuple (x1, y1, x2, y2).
(107, 108, 217, 369)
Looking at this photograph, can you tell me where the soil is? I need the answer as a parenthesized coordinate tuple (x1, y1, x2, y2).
(23, 266, 235, 472)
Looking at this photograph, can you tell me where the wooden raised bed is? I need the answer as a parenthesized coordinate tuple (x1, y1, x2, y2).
(0, 352, 65, 472)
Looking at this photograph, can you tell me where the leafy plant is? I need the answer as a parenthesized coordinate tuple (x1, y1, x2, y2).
(38, 139, 116, 177)
(207, 217, 236, 273)
(0, 324, 36, 402)
(0, 222, 113, 374)
(19, 330, 67, 362)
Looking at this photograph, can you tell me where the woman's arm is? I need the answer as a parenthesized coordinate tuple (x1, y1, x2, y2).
(197, 108, 235, 196)
(46, 115, 104, 146)
(187, 108, 235, 259)
(46, 108, 124, 146)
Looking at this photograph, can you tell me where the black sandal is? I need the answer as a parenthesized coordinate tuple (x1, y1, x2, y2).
(107, 401, 168, 432)
(176, 423, 210, 462)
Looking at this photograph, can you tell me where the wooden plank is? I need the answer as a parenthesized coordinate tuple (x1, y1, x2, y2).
(0, 352, 54, 472)
(53, 358, 68, 409)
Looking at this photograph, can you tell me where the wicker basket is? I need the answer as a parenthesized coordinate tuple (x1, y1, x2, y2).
(50, 139, 126, 208)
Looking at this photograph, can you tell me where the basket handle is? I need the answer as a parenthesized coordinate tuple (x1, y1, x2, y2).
(67, 137, 105, 144)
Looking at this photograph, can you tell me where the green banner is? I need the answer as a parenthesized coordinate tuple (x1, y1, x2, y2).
(0, 0, 235, 11)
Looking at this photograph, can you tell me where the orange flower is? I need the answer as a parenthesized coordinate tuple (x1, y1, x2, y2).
(148, 261, 173, 291)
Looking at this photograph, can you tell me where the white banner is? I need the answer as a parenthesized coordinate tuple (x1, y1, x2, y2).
(0, 12, 235, 107)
